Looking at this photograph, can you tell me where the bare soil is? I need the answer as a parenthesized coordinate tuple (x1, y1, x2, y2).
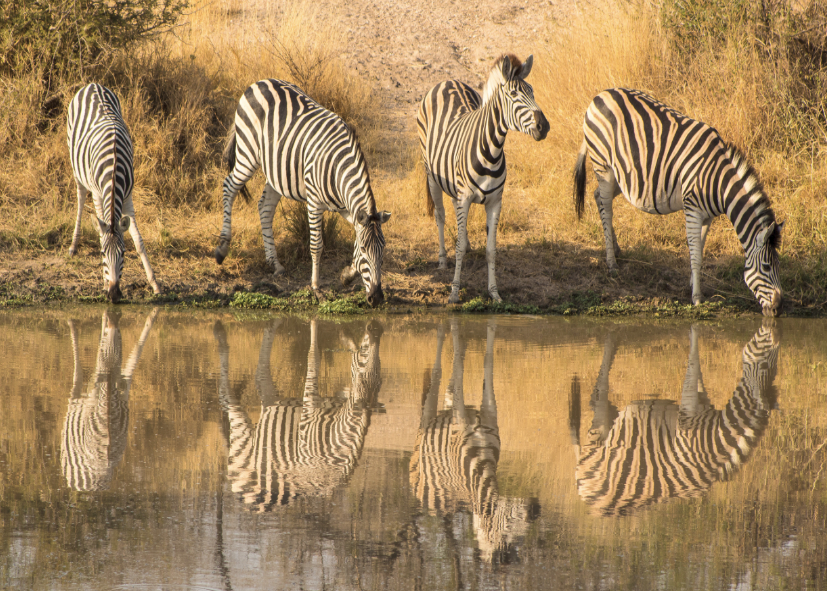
(0, 0, 768, 315)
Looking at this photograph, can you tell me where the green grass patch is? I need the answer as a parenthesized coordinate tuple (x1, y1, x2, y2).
(318, 292, 369, 315)
(460, 297, 541, 315)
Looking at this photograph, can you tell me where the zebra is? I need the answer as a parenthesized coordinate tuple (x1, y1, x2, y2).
(574, 88, 783, 316)
(214, 317, 382, 512)
(215, 80, 391, 306)
(417, 54, 549, 303)
(67, 83, 160, 303)
(569, 324, 779, 516)
(410, 319, 539, 563)
(61, 308, 159, 491)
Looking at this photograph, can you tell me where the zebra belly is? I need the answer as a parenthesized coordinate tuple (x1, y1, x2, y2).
(622, 181, 685, 215)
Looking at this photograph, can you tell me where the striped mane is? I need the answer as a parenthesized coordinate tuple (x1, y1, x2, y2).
(481, 54, 522, 105)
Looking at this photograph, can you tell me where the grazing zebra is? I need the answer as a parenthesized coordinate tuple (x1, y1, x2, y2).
(67, 83, 160, 303)
(215, 80, 391, 306)
(61, 308, 159, 491)
(214, 317, 382, 511)
(417, 54, 549, 303)
(570, 324, 779, 516)
(574, 88, 783, 316)
(410, 320, 539, 562)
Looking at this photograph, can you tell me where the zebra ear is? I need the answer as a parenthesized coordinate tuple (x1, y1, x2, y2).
(90, 213, 108, 236)
(119, 216, 131, 233)
(518, 55, 534, 79)
(499, 55, 513, 80)
(756, 222, 776, 248)
(377, 211, 391, 224)
(355, 210, 369, 226)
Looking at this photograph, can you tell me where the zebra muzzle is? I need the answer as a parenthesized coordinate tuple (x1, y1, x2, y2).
(532, 111, 549, 141)
(108, 282, 123, 304)
(367, 284, 384, 307)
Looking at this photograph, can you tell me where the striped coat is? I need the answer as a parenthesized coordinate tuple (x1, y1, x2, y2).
(574, 88, 783, 316)
(67, 83, 160, 302)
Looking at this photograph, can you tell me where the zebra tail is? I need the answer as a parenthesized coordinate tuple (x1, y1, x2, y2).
(424, 171, 435, 218)
(222, 127, 251, 204)
(573, 140, 588, 221)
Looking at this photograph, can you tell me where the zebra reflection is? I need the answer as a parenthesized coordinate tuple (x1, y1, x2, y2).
(215, 318, 382, 512)
(571, 323, 779, 516)
(61, 309, 159, 491)
(410, 320, 538, 563)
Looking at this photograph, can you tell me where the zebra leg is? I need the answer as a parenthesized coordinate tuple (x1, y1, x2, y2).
(594, 183, 620, 274)
(479, 320, 497, 430)
(428, 175, 449, 269)
(448, 197, 473, 304)
(685, 208, 708, 305)
(122, 197, 161, 294)
(307, 206, 325, 299)
(447, 318, 468, 425)
(215, 166, 255, 265)
(450, 196, 471, 253)
(255, 319, 282, 407)
(258, 184, 285, 276)
(340, 233, 360, 286)
(69, 182, 90, 256)
(484, 196, 503, 302)
(590, 332, 619, 443)
(679, 325, 710, 423)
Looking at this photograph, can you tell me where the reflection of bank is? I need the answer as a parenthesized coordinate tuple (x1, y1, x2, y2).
(570, 323, 780, 517)
(61, 309, 159, 492)
(410, 319, 539, 564)
(215, 318, 382, 512)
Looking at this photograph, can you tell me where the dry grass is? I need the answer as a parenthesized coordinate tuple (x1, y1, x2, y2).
(1, 0, 826, 311)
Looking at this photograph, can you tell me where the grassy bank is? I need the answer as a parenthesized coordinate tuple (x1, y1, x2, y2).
(0, 0, 825, 316)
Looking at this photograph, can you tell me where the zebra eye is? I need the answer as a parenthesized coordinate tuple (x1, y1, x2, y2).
(510, 89, 518, 98)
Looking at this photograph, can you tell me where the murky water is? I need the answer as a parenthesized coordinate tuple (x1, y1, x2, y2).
(1, 308, 826, 590)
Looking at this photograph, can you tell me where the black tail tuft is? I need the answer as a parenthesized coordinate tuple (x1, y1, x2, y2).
(573, 140, 588, 221)
(222, 128, 251, 204)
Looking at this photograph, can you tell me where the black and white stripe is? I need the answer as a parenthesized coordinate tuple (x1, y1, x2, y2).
(215, 318, 382, 512)
(417, 54, 549, 303)
(571, 325, 779, 516)
(215, 80, 391, 306)
(67, 83, 160, 302)
(574, 88, 783, 316)
(410, 320, 538, 562)
(61, 309, 158, 491)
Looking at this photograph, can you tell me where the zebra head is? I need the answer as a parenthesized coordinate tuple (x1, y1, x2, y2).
(744, 221, 783, 317)
(93, 213, 130, 303)
(485, 54, 549, 141)
(353, 209, 391, 307)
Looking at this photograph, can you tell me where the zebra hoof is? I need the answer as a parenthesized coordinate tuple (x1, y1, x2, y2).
(607, 265, 619, 277)
(68, 246, 77, 257)
(272, 263, 286, 277)
(448, 292, 460, 304)
(489, 291, 502, 303)
(214, 241, 229, 265)
(151, 282, 162, 295)
(438, 257, 448, 270)
(340, 266, 357, 286)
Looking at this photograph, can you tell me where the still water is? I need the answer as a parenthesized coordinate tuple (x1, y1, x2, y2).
(1, 308, 826, 590)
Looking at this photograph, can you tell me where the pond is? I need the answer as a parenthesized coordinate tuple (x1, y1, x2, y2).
(1, 308, 826, 590)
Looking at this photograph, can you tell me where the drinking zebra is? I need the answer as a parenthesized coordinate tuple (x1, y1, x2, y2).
(215, 80, 391, 306)
(574, 88, 783, 316)
(67, 83, 160, 303)
(61, 308, 159, 491)
(410, 319, 539, 562)
(214, 317, 382, 511)
(417, 54, 549, 303)
(570, 324, 779, 516)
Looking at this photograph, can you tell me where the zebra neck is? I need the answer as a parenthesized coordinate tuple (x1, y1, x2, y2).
(477, 96, 508, 154)
(720, 180, 773, 254)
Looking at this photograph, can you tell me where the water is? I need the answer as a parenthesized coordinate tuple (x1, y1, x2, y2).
(1, 308, 826, 590)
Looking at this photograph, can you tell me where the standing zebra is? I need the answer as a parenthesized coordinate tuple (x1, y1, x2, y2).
(574, 88, 783, 316)
(67, 83, 160, 303)
(61, 308, 159, 491)
(570, 324, 779, 516)
(418, 54, 549, 303)
(215, 80, 391, 306)
(214, 317, 382, 511)
(410, 319, 539, 562)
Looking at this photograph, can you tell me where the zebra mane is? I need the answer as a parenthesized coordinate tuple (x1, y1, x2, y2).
(343, 124, 378, 215)
(725, 144, 779, 245)
(482, 54, 522, 105)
